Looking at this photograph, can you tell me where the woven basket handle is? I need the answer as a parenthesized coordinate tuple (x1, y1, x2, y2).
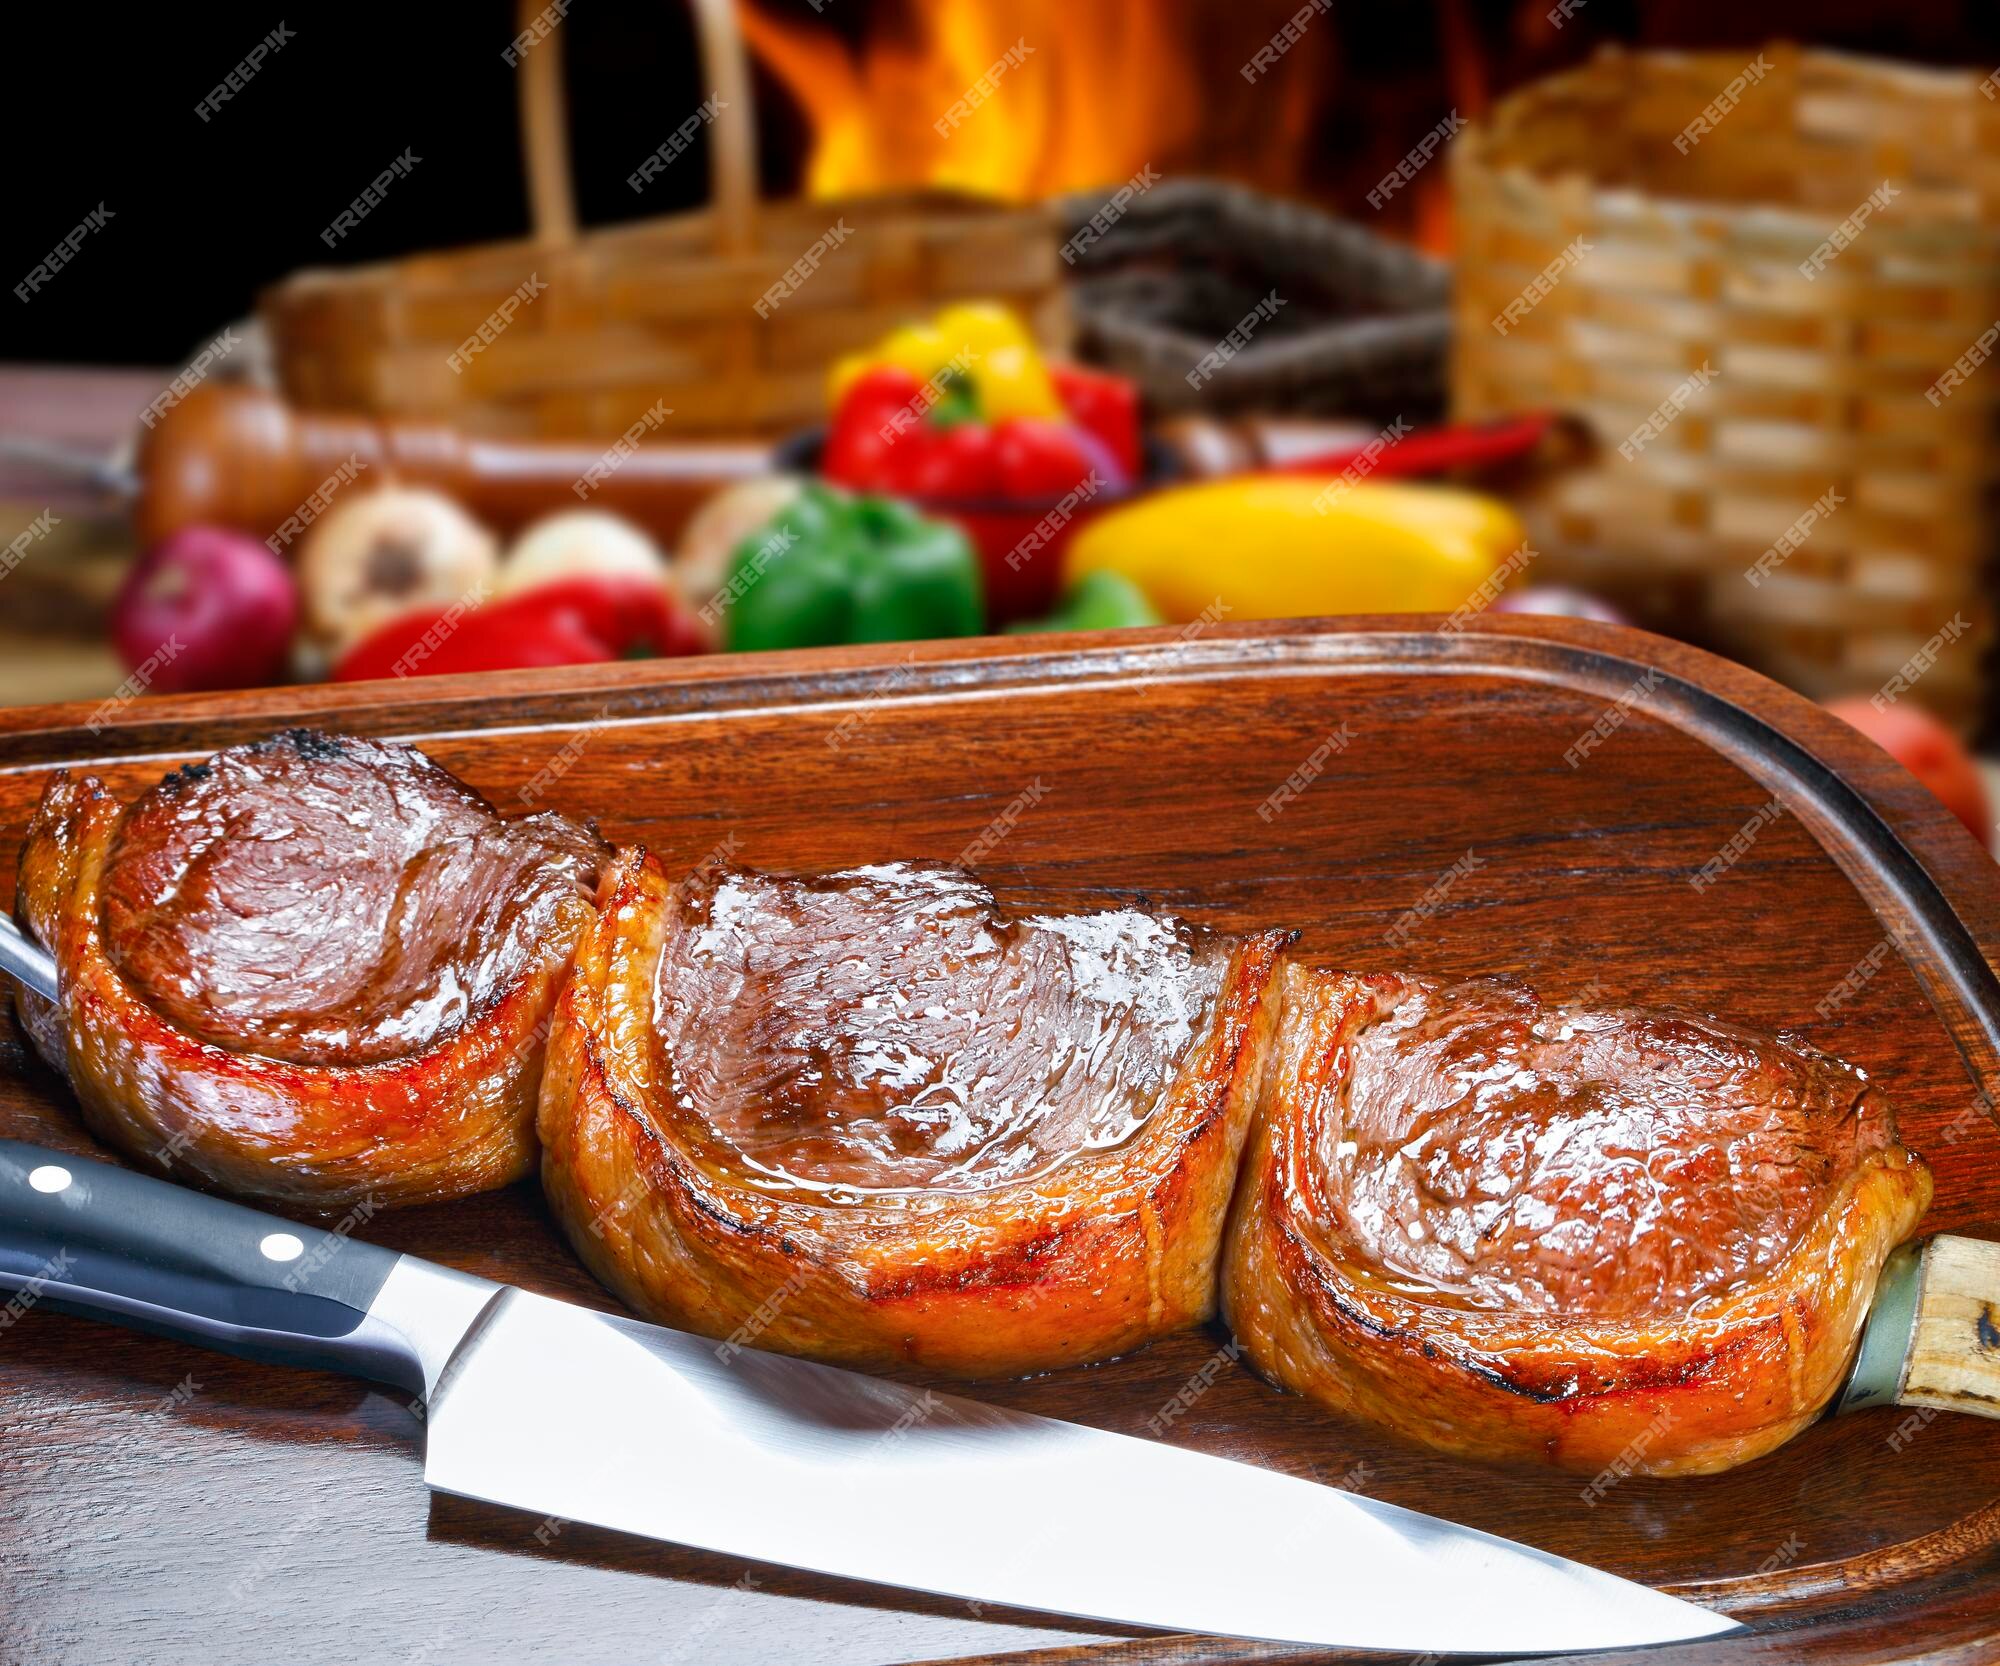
(516, 0, 758, 254)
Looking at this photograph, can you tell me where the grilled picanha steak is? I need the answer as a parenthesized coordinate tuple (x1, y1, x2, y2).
(540, 853, 1290, 1376)
(1223, 968, 1932, 1474)
(13, 729, 605, 1208)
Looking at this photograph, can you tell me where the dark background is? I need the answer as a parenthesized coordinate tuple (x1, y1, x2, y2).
(3, 3, 739, 364)
(5, 0, 1997, 368)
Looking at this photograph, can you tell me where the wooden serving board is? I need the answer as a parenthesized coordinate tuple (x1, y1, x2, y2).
(3, 616, 1999, 1666)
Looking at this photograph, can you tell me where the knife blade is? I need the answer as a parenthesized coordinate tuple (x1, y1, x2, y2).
(0, 913, 57, 1003)
(0, 1139, 1737, 1654)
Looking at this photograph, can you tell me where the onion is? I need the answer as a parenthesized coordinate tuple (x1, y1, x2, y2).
(296, 487, 498, 656)
(1490, 585, 1629, 626)
(499, 510, 670, 595)
(675, 476, 805, 622)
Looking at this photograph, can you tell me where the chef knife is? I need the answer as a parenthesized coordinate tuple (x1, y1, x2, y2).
(0, 1134, 1734, 1655)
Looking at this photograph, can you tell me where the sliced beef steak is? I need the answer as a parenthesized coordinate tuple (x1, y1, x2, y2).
(540, 853, 1290, 1376)
(1222, 968, 1932, 1474)
(14, 730, 604, 1208)
(101, 729, 601, 1067)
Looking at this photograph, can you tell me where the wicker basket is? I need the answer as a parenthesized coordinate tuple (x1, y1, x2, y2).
(1060, 179, 1450, 424)
(261, 0, 1068, 440)
(1452, 45, 2000, 732)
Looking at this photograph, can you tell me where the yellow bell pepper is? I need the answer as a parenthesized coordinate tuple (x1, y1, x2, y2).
(1061, 478, 1528, 623)
(829, 302, 1063, 421)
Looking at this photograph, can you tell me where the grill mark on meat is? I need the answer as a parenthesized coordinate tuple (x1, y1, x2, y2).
(154, 760, 213, 796)
(267, 727, 348, 762)
(1460, 1354, 1570, 1404)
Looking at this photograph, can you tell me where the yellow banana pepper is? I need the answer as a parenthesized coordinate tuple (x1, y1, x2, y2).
(1061, 478, 1527, 623)
(829, 302, 1063, 421)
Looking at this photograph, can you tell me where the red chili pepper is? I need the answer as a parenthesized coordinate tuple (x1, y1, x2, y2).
(332, 576, 701, 682)
(1050, 364, 1143, 483)
(1262, 413, 1558, 481)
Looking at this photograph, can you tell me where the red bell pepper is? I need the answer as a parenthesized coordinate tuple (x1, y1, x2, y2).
(821, 366, 927, 492)
(826, 358, 1141, 503)
(824, 365, 1009, 499)
(1051, 363, 1142, 483)
(899, 419, 1002, 499)
(991, 418, 1099, 499)
(332, 575, 701, 682)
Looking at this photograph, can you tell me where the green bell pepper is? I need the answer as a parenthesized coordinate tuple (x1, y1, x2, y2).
(1005, 571, 1163, 635)
(722, 484, 984, 652)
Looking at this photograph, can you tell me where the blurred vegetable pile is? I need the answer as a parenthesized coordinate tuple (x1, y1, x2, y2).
(109, 496, 707, 694)
(106, 300, 1574, 693)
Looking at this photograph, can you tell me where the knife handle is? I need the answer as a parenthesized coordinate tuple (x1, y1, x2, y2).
(0, 1139, 438, 1393)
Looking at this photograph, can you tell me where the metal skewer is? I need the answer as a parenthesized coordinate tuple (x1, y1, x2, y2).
(0, 914, 60, 1003)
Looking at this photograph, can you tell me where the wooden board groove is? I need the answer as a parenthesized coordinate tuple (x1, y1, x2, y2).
(3, 615, 1998, 1665)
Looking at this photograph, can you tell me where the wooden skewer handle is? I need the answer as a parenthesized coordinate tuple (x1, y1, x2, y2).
(133, 384, 773, 552)
(1840, 1235, 2000, 1420)
(1899, 1235, 2000, 1415)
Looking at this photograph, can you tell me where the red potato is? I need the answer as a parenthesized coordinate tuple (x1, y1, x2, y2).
(110, 527, 299, 693)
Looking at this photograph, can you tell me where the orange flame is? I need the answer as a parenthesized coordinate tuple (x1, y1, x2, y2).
(738, 0, 1203, 201)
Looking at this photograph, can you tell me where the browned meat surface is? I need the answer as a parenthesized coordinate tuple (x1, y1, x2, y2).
(654, 862, 1234, 1194)
(1224, 968, 1932, 1474)
(14, 730, 605, 1208)
(1311, 977, 1899, 1317)
(102, 730, 601, 1068)
(541, 853, 1290, 1375)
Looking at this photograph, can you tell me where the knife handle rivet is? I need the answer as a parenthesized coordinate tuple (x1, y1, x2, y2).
(259, 1233, 305, 1263)
(27, 1165, 72, 1194)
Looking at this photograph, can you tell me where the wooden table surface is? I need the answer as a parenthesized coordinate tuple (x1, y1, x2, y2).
(0, 366, 162, 708)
